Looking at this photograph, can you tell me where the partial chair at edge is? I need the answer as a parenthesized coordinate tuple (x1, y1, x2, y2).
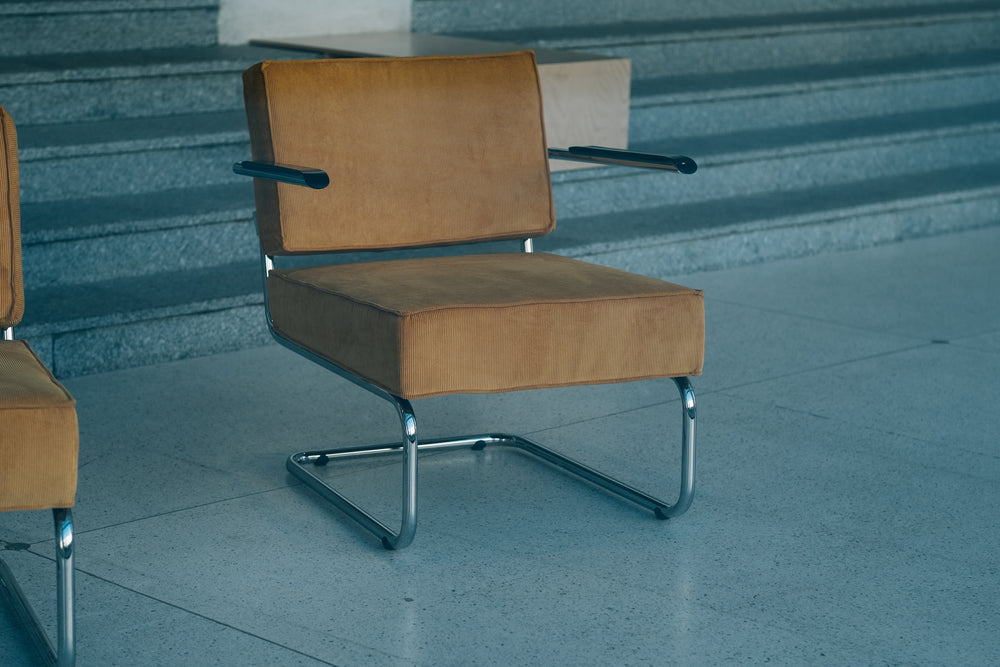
(0, 106, 78, 665)
(234, 51, 703, 550)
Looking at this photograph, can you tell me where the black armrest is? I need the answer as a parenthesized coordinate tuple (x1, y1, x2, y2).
(548, 146, 697, 174)
(232, 161, 330, 189)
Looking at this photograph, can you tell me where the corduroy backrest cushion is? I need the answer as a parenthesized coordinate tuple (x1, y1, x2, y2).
(0, 106, 24, 328)
(242, 51, 556, 255)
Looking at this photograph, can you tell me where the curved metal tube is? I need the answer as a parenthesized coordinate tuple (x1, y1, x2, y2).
(385, 398, 418, 550)
(656, 377, 696, 518)
(53, 508, 75, 667)
(285, 398, 418, 551)
(0, 508, 76, 666)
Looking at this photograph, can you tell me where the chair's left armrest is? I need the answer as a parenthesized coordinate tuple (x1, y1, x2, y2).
(548, 146, 697, 174)
(233, 160, 330, 189)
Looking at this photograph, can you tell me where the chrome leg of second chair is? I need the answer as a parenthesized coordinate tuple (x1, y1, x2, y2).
(0, 508, 75, 666)
(54, 508, 75, 667)
(286, 376, 696, 550)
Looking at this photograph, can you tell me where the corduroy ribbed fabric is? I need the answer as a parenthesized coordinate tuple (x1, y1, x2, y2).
(0, 105, 24, 328)
(267, 253, 704, 399)
(242, 52, 556, 255)
(0, 341, 78, 510)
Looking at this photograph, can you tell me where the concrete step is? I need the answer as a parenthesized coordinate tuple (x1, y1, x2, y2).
(17, 99, 1000, 286)
(544, 161, 1000, 277)
(20, 183, 257, 288)
(554, 101, 1000, 218)
(0, 0, 218, 56)
(412, 0, 983, 32)
(11, 0, 1000, 377)
(20, 159, 999, 378)
(630, 48, 1000, 139)
(15, 111, 249, 203)
(437, 2, 1000, 80)
(0, 45, 295, 124)
(18, 260, 270, 377)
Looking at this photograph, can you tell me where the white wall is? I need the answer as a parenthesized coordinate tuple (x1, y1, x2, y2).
(218, 0, 412, 45)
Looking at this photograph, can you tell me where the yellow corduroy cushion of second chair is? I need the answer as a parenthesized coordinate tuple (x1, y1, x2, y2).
(0, 106, 24, 329)
(0, 341, 78, 512)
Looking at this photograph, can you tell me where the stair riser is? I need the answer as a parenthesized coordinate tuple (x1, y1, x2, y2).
(0, 9, 217, 56)
(19, 141, 248, 203)
(1, 72, 245, 125)
(630, 69, 1000, 140)
(45, 305, 272, 378)
(553, 128, 1000, 218)
(23, 220, 258, 289)
(540, 17, 1000, 80)
(572, 192, 1000, 279)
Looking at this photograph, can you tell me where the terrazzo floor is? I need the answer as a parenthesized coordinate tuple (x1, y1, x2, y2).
(2, 225, 999, 665)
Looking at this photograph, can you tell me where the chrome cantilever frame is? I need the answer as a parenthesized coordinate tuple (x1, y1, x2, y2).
(262, 252, 696, 550)
(0, 508, 75, 666)
(241, 148, 697, 550)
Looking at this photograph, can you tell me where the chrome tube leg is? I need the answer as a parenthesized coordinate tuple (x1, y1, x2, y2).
(285, 393, 420, 549)
(655, 377, 696, 519)
(53, 508, 75, 667)
(384, 398, 418, 550)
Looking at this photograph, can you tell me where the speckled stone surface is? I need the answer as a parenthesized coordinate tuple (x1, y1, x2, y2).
(2, 225, 998, 665)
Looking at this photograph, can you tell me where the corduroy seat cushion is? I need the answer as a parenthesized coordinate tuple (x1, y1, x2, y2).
(267, 252, 704, 399)
(0, 341, 78, 510)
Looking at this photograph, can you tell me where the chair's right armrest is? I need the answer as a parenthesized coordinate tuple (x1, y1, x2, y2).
(548, 146, 697, 174)
(232, 160, 330, 189)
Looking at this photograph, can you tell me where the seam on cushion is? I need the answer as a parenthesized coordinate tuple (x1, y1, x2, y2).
(264, 50, 545, 73)
(399, 291, 702, 317)
(271, 320, 701, 397)
(281, 229, 546, 254)
(256, 62, 288, 253)
(272, 270, 702, 315)
(525, 50, 557, 236)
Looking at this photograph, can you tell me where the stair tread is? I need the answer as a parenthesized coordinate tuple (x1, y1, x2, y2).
(15, 109, 248, 159)
(0, 0, 214, 15)
(636, 100, 1000, 160)
(632, 47, 1000, 102)
(451, 1, 1000, 46)
(19, 260, 261, 335)
(20, 182, 255, 244)
(0, 44, 294, 83)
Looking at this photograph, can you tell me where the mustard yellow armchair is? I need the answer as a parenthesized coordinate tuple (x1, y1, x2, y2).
(0, 105, 77, 666)
(234, 51, 701, 549)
